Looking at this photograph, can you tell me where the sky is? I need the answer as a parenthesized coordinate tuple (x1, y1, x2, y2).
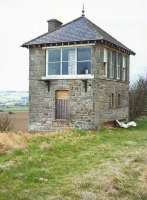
(0, 0, 146, 91)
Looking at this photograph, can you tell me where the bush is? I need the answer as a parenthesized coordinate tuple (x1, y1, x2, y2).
(129, 77, 147, 120)
(0, 114, 11, 132)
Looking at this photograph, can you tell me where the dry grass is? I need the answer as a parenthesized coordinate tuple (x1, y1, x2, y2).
(74, 150, 147, 200)
(0, 132, 31, 153)
(0, 130, 69, 154)
(0, 118, 147, 200)
(0, 113, 11, 132)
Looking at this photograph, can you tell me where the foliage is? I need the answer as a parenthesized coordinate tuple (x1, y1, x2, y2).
(0, 119, 147, 199)
(0, 114, 11, 132)
(129, 77, 147, 120)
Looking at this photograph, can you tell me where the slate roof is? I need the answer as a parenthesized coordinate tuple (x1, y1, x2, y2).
(22, 16, 135, 55)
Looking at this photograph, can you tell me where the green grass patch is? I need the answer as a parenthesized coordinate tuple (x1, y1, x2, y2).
(1, 105, 28, 112)
(0, 118, 147, 199)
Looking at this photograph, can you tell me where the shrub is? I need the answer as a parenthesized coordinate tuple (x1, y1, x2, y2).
(129, 77, 147, 120)
(0, 114, 11, 132)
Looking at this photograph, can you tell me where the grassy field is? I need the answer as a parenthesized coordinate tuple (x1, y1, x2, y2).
(0, 118, 147, 200)
(0, 105, 28, 112)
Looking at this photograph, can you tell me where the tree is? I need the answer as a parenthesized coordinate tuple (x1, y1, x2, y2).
(129, 77, 147, 120)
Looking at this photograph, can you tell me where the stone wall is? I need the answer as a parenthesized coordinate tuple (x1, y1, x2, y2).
(29, 45, 130, 131)
(93, 44, 129, 128)
(29, 48, 95, 131)
(94, 79, 129, 127)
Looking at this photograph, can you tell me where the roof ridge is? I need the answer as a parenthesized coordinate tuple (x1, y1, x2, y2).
(60, 16, 83, 28)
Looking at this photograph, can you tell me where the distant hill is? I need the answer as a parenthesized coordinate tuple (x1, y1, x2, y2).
(0, 91, 29, 107)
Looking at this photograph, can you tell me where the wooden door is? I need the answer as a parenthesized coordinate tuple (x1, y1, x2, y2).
(55, 90, 70, 120)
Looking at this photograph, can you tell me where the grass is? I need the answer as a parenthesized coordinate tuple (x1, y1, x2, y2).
(0, 105, 28, 112)
(0, 118, 147, 199)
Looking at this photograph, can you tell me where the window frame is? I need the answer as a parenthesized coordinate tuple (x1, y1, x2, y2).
(77, 47, 91, 74)
(46, 46, 92, 76)
(108, 51, 114, 79)
(105, 49, 128, 82)
(47, 48, 61, 75)
(116, 53, 122, 80)
(103, 48, 108, 77)
(122, 55, 126, 81)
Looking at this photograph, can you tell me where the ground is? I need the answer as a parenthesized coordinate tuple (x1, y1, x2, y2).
(10, 112, 28, 132)
(0, 112, 28, 132)
(0, 118, 147, 200)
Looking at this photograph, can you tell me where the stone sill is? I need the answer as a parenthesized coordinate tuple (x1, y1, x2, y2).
(41, 74, 94, 80)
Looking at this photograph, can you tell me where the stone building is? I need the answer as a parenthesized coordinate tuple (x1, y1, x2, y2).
(22, 11, 135, 131)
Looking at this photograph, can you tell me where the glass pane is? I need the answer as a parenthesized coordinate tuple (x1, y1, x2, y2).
(112, 52, 116, 65)
(48, 49, 61, 62)
(77, 48, 91, 61)
(118, 53, 122, 65)
(123, 56, 126, 68)
(62, 48, 75, 61)
(62, 62, 68, 75)
(48, 62, 60, 75)
(117, 66, 120, 79)
(77, 61, 91, 74)
(62, 62, 76, 75)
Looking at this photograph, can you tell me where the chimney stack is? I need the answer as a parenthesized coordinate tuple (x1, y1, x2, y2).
(47, 19, 62, 33)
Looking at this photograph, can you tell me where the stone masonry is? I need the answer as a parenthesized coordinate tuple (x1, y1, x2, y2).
(29, 44, 130, 131)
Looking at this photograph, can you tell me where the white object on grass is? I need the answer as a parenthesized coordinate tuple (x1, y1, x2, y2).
(116, 120, 137, 128)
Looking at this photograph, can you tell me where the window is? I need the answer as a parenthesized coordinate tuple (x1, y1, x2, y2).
(125, 56, 129, 82)
(107, 51, 114, 79)
(112, 51, 116, 78)
(111, 93, 114, 108)
(109, 93, 121, 109)
(103, 48, 107, 76)
(77, 48, 91, 74)
(62, 48, 76, 75)
(48, 49, 61, 75)
(109, 93, 114, 108)
(105, 50, 128, 81)
(47, 47, 91, 75)
(117, 93, 121, 107)
(122, 56, 126, 81)
(55, 90, 70, 120)
(117, 53, 122, 80)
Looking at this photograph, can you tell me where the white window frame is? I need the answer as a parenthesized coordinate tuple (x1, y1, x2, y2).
(109, 51, 114, 79)
(103, 48, 107, 77)
(112, 51, 116, 78)
(46, 48, 61, 76)
(62, 48, 76, 75)
(46, 50, 48, 76)
(122, 56, 126, 81)
(45, 46, 92, 77)
(116, 53, 121, 80)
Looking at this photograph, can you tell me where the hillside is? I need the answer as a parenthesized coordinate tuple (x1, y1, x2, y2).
(0, 118, 147, 200)
(0, 91, 28, 112)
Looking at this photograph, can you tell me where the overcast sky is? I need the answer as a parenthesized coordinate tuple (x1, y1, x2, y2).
(0, 0, 146, 91)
